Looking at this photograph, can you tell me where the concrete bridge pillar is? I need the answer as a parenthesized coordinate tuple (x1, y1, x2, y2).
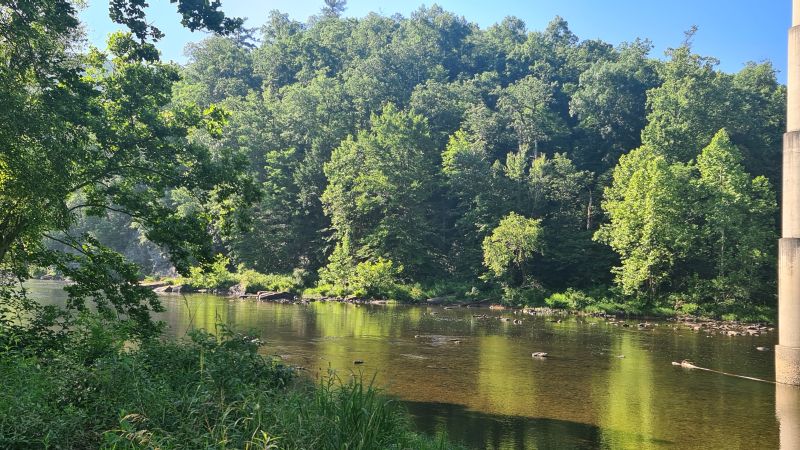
(778, 0, 800, 386)
(777, 384, 800, 449)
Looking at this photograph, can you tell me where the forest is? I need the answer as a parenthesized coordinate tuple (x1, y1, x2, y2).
(54, 3, 783, 319)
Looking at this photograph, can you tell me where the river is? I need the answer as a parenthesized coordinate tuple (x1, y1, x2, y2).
(27, 281, 795, 449)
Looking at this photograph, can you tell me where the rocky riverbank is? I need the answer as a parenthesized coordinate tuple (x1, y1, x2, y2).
(144, 282, 775, 338)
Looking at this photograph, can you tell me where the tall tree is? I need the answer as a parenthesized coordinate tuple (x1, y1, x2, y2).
(497, 75, 567, 158)
(322, 0, 347, 18)
(570, 40, 659, 171)
(597, 130, 777, 305)
(694, 130, 776, 303)
(1, 1, 254, 337)
(442, 131, 508, 275)
(595, 146, 695, 299)
(322, 105, 437, 277)
(483, 213, 544, 287)
(178, 36, 260, 106)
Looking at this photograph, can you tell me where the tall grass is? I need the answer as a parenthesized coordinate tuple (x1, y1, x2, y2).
(0, 318, 460, 449)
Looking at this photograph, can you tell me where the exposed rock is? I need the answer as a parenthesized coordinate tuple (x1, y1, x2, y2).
(153, 285, 170, 294)
(461, 298, 491, 307)
(228, 284, 245, 298)
(153, 285, 182, 294)
(257, 291, 294, 302)
(344, 295, 368, 303)
(426, 296, 456, 305)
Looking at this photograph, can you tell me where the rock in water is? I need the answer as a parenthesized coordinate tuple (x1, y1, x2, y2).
(353, 360, 365, 365)
(531, 352, 548, 358)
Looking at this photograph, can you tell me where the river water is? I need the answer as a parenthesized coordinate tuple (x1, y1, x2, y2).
(27, 281, 794, 449)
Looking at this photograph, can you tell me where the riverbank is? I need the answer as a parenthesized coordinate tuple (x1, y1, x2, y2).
(145, 275, 776, 333)
(0, 317, 459, 449)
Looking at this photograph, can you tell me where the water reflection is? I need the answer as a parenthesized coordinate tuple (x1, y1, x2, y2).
(25, 282, 783, 450)
(597, 332, 656, 448)
(407, 402, 604, 450)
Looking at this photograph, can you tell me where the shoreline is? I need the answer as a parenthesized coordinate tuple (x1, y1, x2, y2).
(144, 282, 776, 339)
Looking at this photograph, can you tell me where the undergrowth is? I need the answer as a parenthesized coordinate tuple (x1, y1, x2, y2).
(0, 317, 459, 449)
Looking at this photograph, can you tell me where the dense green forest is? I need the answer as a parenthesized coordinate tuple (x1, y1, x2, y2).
(3, 1, 785, 321)
(58, 3, 784, 317)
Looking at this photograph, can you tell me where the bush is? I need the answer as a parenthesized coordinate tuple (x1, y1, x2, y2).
(545, 289, 595, 310)
(500, 286, 548, 307)
(350, 259, 409, 300)
(313, 258, 414, 301)
(169, 256, 303, 294)
(177, 255, 239, 291)
(238, 269, 299, 293)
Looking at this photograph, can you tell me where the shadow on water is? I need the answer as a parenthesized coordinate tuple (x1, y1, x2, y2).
(404, 401, 674, 450)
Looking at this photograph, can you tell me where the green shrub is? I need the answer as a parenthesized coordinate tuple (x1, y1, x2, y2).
(313, 258, 414, 301)
(545, 289, 594, 310)
(168, 256, 303, 294)
(176, 254, 238, 291)
(350, 259, 409, 300)
(500, 286, 548, 307)
(238, 269, 298, 293)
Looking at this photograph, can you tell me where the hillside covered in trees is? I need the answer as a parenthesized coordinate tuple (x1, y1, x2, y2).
(63, 3, 784, 318)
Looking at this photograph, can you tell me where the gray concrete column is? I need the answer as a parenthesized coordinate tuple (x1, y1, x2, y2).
(783, 133, 800, 236)
(779, 0, 800, 386)
(777, 236, 800, 383)
(777, 383, 800, 449)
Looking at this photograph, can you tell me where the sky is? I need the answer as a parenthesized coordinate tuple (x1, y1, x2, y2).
(79, 0, 791, 82)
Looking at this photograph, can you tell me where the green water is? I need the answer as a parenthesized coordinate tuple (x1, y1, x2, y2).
(27, 281, 791, 449)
